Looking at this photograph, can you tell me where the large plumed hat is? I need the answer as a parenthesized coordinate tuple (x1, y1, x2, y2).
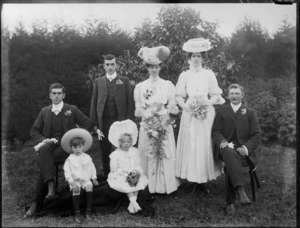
(61, 128, 93, 154)
(182, 38, 212, 53)
(108, 119, 138, 148)
(138, 46, 170, 65)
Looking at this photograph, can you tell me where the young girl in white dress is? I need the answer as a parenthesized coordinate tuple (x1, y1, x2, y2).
(175, 38, 225, 193)
(107, 120, 148, 214)
(61, 128, 99, 223)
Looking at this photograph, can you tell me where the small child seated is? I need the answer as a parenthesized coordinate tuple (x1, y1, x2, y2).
(61, 128, 99, 223)
(107, 120, 148, 214)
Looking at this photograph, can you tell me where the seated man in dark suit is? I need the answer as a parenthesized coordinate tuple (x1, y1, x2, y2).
(24, 83, 101, 217)
(212, 83, 262, 215)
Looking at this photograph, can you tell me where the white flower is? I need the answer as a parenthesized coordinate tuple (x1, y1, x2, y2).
(116, 79, 123, 85)
(143, 110, 152, 118)
(228, 142, 235, 149)
(241, 108, 247, 115)
(65, 110, 72, 116)
(151, 131, 159, 138)
(158, 109, 168, 116)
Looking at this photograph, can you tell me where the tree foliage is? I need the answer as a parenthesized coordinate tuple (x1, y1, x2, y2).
(2, 6, 296, 148)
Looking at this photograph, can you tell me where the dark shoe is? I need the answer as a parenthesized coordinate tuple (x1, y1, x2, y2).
(140, 203, 155, 217)
(145, 194, 156, 204)
(23, 202, 37, 218)
(236, 186, 251, 205)
(74, 211, 82, 223)
(199, 183, 211, 195)
(225, 204, 235, 216)
(184, 183, 197, 194)
(85, 209, 92, 220)
(43, 194, 58, 204)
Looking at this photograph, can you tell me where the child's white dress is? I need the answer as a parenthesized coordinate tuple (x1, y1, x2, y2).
(107, 147, 148, 193)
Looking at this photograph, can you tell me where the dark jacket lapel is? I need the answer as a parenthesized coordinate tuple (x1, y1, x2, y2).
(61, 103, 69, 132)
(227, 104, 236, 121)
(101, 76, 108, 94)
(44, 105, 53, 138)
(113, 75, 120, 94)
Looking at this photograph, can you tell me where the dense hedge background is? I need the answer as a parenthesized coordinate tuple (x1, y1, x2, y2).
(2, 5, 296, 148)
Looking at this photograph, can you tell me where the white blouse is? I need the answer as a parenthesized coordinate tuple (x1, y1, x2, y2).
(175, 68, 225, 107)
(134, 77, 178, 117)
(63, 153, 97, 184)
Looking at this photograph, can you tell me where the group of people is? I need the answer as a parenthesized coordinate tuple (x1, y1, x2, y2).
(24, 38, 262, 222)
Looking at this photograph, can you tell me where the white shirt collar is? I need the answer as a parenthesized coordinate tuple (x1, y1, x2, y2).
(106, 72, 117, 81)
(52, 101, 64, 114)
(230, 103, 241, 112)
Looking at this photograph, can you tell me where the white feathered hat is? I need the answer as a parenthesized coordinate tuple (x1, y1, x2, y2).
(108, 120, 138, 148)
(138, 46, 170, 65)
(182, 38, 212, 53)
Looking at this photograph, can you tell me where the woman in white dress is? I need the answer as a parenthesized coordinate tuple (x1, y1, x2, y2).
(175, 38, 225, 193)
(134, 46, 180, 194)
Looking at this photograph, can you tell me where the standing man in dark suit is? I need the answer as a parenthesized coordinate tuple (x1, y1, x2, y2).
(212, 83, 262, 215)
(90, 54, 135, 176)
(24, 83, 95, 217)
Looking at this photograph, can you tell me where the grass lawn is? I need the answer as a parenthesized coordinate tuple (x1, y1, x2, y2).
(2, 142, 296, 227)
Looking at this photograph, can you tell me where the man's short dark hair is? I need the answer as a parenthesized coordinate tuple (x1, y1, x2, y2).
(49, 83, 65, 93)
(103, 54, 117, 62)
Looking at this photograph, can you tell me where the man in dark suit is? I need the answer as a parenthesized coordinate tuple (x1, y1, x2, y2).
(90, 54, 135, 176)
(212, 83, 262, 215)
(24, 83, 94, 217)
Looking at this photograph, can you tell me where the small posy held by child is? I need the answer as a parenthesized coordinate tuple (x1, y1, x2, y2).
(107, 120, 148, 214)
(61, 128, 99, 223)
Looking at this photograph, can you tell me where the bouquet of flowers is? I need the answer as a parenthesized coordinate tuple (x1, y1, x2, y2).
(126, 170, 141, 187)
(141, 103, 175, 159)
(186, 95, 209, 120)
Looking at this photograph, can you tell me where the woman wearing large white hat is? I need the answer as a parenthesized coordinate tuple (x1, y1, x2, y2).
(175, 38, 225, 193)
(134, 46, 180, 194)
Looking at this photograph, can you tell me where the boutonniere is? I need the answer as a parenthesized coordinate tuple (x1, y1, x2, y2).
(116, 79, 123, 85)
(241, 108, 247, 115)
(65, 110, 72, 116)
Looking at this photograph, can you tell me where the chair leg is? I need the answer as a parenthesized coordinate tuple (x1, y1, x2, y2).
(253, 171, 261, 188)
(249, 171, 256, 202)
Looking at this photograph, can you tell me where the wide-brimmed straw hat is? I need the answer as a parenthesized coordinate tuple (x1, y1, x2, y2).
(182, 38, 212, 53)
(138, 46, 170, 65)
(108, 119, 138, 148)
(61, 128, 93, 154)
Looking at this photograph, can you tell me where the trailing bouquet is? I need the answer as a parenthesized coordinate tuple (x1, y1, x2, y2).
(126, 169, 141, 187)
(141, 103, 175, 159)
(186, 95, 209, 120)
